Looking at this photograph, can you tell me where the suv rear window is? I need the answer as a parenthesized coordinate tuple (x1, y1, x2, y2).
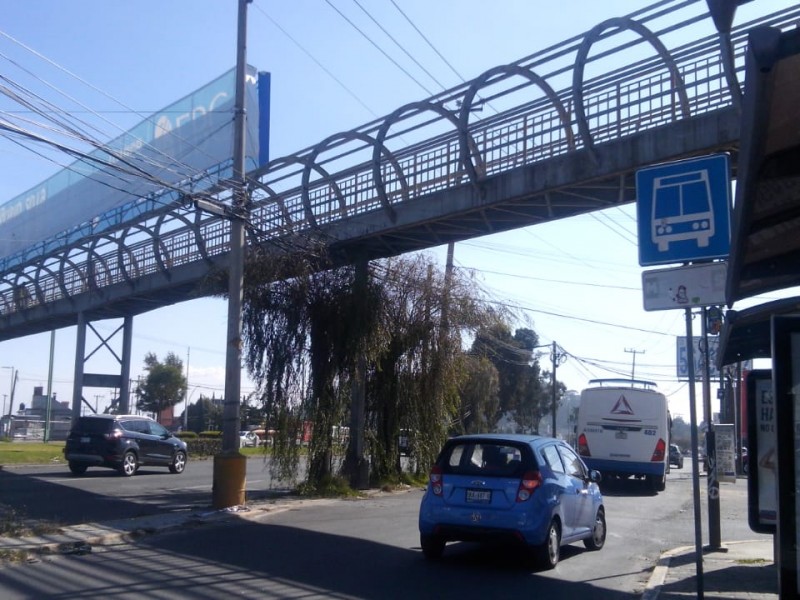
(74, 417, 114, 434)
(439, 441, 533, 477)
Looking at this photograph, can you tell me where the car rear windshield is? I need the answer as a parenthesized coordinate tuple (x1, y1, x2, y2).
(74, 417, 114, 434)
(438, 441, 533, 477)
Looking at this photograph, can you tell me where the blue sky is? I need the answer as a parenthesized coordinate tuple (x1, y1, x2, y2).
(0, 0, 791, 424)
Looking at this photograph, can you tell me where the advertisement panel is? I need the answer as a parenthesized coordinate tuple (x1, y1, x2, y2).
(745, 369, 776, 533)
(0, 66, 271, 264)
(714, 423, 736, 483)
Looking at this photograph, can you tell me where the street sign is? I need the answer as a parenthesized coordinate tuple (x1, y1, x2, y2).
(636, 154, 732, 266)
(641, 262, 727, 311)
(676, 335, 719, 379)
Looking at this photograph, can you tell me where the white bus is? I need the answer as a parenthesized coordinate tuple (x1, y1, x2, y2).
(575, 379, 670, 492)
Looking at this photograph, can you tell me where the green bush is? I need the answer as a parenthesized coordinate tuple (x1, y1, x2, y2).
(185, 438, 222, 457)
(175, 431, 198, 439)
(199, 430, 222, 438)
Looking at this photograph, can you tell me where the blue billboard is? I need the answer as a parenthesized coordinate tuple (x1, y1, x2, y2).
(0, 66, 271, 265)
(636, 154, 731, 266)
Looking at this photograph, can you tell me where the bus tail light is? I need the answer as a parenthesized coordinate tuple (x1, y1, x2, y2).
(651, 438, 666, 462)
(577, 433, 590, 457)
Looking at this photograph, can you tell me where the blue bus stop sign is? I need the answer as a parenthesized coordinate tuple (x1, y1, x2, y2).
(636, 153, 731, 266)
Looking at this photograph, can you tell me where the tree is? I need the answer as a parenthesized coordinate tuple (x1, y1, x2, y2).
(456, 355, 500, 434)
(186, 395, 223, 432)
(470, 323, 551, 431)
(135, 352, 187, 422)
(238, 247, 494, 490)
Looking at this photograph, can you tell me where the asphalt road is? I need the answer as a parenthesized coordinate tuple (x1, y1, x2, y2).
(0, 461, 770, 599)
(0, 455, 294, 525)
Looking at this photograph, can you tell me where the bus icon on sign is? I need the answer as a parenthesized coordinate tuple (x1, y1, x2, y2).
(651, 170, 714, 252)
(636, 153, 731, 267)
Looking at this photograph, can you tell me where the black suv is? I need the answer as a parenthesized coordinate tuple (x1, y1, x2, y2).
(669, 443, 684, 469)
(64, 414, 188, 476)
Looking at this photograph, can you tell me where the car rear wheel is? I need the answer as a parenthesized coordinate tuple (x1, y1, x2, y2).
(584, 507, 606, 550)
(169, 450, 187, 474)
(68, 461, 88, 475)
(533, 519, 561, 569)
(119, 451, 138, 477)
(420, 534, 445, 560)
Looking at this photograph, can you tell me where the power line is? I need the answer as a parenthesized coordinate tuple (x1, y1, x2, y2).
(251, 2, 379, 119)
(321, 0, 435, 96)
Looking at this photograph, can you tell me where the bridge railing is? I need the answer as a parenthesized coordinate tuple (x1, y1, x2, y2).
(2, 3, 799, 320)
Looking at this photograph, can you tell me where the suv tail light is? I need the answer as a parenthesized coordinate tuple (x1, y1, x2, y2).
(429, 465, 443, 496)
(577, 433, 590, 457)
(104, 428, 123, 441)
(517, 470, 542, 502)
(651, 438, 666, 462)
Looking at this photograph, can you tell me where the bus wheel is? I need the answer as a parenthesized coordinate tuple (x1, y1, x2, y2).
(648, 474, 666, 492)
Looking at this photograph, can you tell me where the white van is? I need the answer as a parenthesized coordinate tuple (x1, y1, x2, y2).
(575, 379, 670, 492)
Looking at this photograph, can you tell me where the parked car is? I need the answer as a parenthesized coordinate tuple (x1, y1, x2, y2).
(418, 433, 605, 569)
(240, 430, 260, 448)
(669, 443, 684, 469)
(63, 414, 188, 477)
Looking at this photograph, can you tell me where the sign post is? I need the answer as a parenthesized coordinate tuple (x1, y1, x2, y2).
(637, 152, 733, 590)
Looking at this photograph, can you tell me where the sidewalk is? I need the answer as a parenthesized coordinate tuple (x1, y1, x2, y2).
(644, 539, 777, 599)
(0, 499, 779, 598)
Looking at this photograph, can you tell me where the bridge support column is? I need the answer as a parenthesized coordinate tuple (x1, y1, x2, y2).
(119, 316, 133, 413)
(70, 314, 135, 421)
(70, 312, 87, 425)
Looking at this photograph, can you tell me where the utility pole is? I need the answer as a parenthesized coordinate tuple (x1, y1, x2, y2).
(624, 348, 644, 380)
(550, 342, 566, 439)
(212, 0, 250, 509)
(184, 347, 190, 431)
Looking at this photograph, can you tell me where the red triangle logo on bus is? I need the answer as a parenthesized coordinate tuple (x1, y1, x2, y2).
(611, 395, 634, 415)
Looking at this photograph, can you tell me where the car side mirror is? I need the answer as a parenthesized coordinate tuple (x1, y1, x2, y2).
(589, 469, 602, 483)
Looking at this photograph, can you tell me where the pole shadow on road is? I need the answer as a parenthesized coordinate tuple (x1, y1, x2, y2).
(0, 468, 209, 527)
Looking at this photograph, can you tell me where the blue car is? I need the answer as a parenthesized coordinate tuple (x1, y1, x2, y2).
(418, 433, 605, 569)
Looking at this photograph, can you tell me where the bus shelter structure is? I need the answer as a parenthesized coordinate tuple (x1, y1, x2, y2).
(720, 25, 800, 599)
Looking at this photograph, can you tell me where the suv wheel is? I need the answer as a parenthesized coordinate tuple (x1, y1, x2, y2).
(169, 450, 187, 474)
(68, 461, 88, 475)
(119, 451, 138, 477)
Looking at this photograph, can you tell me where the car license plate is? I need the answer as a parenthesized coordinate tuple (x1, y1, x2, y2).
(615, 431, 627, 439)
(466, 489, 491, 504)
(80, 436, 90, 444)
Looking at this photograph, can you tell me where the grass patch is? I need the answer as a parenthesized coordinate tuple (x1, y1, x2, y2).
(0, 506, 63, 538)
(0, 441, 65, 466)
(375, 471, 427, 492)
(737, 558, 770, 565)
(0, 549, 31, 564)
(296, 475, 363, 498)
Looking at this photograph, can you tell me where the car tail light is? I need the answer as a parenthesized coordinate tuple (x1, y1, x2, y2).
(517, 470, 542, 502)
(651, 438, 666, 462)
(104, 428, 123, 441)
(429, 465, 443, 496)
(577, 433, 590, 457)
